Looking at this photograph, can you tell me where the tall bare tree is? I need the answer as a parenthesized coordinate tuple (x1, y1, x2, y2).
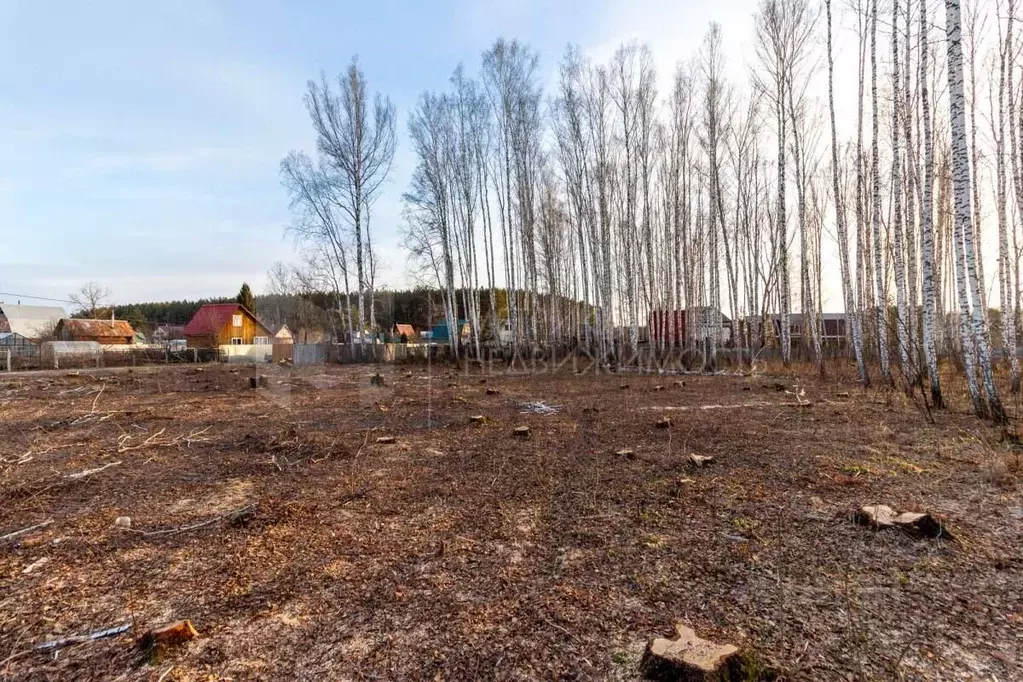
(304, 57, 396, 335)
(870, 0, 892, 381)
(827, 0, 867, 384)
(945, 0, 1007, 422)
(919, 0, 944, 406)
(69, 282, 110, 318)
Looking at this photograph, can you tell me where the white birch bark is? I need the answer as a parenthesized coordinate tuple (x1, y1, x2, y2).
(945, 0, 1008, 422)
(828, 0, 867, 385)
(1006, 0, 1022, 392)
(890, 0, 912, 376)
(919, 0, 944, 406)
(871, 0, 891, 381)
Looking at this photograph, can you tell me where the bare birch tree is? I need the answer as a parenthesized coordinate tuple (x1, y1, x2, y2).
(919, 0, 944, 406)
(304, 58, 396, 335)
(944, 0, 1007, 423)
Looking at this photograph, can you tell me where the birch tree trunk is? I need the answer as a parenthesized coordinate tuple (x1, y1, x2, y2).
(827, 0, 866, 384)
(1006, 0, 1022, 392)
(919, 0, 944, 407)
(855, 0, 872, 383)
(945, 0, 1008, 423)
(890, 0, 913, 377)
(871, 0, 892, 381)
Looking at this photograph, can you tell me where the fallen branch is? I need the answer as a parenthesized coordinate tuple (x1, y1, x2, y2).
(127, 503, 257, 538)
(1, 519, 54, 543)
(351, 429, 372, 463)
(66, 461, 121, 480)
(34, 623, 131, 651)
(117, 426, 211, 453)
(90, 384, 106, 413)
(634, 401, 807, 412)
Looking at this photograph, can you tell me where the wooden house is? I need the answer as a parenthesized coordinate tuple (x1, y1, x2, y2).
(647, 307, 731, 345)
(273, 324, 294, 344)
(394, 323, 416, 342)
(55, 318, 135, 345)
(183, 304, 272, 349)
(152, 324, 185, 343)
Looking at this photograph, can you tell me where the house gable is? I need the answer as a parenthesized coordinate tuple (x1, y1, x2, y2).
(184, 304, 272, 348)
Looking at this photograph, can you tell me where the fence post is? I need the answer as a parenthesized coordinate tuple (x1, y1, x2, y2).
(193, 348, 197, 364)
(5, 349, 9, 372)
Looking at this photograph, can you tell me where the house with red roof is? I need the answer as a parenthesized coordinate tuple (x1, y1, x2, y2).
(183, 303, 272, 349)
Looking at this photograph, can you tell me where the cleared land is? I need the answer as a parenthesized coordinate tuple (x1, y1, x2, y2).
(1, 363, 1021, 681)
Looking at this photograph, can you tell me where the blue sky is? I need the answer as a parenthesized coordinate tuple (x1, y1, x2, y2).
(0, 0, 777, 307)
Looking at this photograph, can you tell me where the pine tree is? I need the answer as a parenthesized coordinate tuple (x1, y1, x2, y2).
(236, 283, 254, 311)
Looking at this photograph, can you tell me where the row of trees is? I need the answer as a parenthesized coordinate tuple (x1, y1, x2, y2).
(282, 0, 1020, 422)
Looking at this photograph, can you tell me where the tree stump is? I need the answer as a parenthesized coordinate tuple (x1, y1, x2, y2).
(139, 620, 200, 652)
(639, 623, 739, 681)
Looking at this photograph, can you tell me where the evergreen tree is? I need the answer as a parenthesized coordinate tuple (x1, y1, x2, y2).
(237, 283, 255, 310)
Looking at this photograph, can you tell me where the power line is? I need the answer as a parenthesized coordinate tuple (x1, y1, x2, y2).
(0, 292, 74, 304)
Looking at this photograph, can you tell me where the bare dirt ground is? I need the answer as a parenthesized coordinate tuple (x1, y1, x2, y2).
(1, 361, 1021, 681)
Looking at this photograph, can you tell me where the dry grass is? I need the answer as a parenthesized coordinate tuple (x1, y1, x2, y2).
(1, 362, 1021, 681)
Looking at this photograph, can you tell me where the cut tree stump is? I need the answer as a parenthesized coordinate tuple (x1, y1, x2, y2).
(470, 415, 489, 424)
(620, 384, 630, 390)
(486, 388, 501, 395)
(370, 373, 385, 387)
(855, 504, 897, 528)
(855, 504, 953, 539)
(654, 385, 665, 391)
(375, 436, 397, 445)
(512, 426, 530, 439)
(640, 623, 740, 681)
(616, 448, 636, 459)
(689, 454, 714, 467)
(139, 620, 200, 651)
(675, 380, 685, 388)
(656, 417, 672, 429)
